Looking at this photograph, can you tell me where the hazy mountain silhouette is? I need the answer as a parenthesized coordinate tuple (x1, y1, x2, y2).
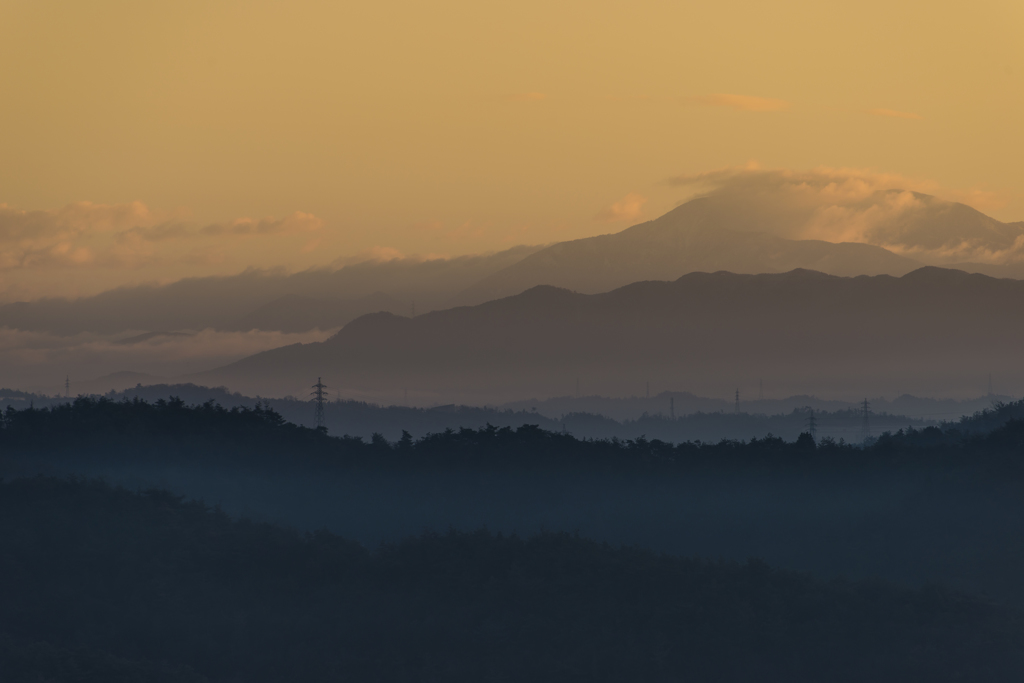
(454, 196, 924, 304)
(0, 246, 541, 335)
(222, 291, 405, 333)
(4, 188, 1022, 340)
(192, 267, 1024, 401)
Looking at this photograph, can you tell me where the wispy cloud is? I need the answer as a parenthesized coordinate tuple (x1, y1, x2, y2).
(665, 165, 1021, 265)
(0, 202, 327, 300)
(332, 246, 406, 267)
(691, 93, 790, 112)
(868, 108, 923, 120)
(596, 193, 648, 222)
(201, 212, 322, 237)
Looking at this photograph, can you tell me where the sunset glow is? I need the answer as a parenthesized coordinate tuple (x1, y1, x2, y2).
(1, 0, 1021, 299)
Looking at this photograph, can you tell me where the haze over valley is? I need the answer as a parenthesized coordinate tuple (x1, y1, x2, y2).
(6, 171, 1024, 405)
(3, 3, 1023, 679)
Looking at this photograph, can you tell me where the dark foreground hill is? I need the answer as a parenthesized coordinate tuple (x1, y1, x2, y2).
(2, 476, 1022, 683)
(6, 397, 1024, 616)
(194, 266, 1024, 400)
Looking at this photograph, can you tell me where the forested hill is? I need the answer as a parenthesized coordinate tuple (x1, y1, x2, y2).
(0, 383, 946, 444)
(2, 396, 1024, 475)
(1, 476, 1021, 683)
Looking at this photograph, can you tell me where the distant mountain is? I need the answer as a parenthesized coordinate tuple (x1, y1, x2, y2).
(192, 267, 1024, 402)
(5, 190, 1021, 339)
(454, 196, 924, 304)
(0, 245, 542, 335)
(62, 371, 170, 396)
(223, 291, 406, 333)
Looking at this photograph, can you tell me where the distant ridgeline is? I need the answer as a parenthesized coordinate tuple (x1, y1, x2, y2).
(1, 396, 1023, 475)
(0, 383, 976, 444)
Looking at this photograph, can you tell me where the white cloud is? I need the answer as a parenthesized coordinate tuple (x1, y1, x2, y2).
(596, 193, 647, 222)
(666, 166, 1024, 265)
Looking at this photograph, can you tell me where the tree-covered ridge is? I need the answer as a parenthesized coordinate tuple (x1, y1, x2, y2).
(1, 476, 1021, 683)
(2, 396, 1024, 475)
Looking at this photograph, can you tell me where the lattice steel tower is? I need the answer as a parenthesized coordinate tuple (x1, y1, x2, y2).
(311, 377, 329, 431)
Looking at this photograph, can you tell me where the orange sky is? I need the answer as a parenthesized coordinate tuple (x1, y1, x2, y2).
(0, 0, 1021, 299)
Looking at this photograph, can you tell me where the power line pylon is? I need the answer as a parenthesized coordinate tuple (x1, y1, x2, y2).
(65, 375, 70, 399)
(806, 409, 817, 440)
(311, 377, 328, 431)
(735, 388, 740, 414)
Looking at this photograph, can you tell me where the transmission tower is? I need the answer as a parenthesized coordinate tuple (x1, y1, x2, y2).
(861, 398, 871, 441)
(65, 375, 69, 399)
(806, 408, 817, 440)
(735, 388, 740, 414)
(311, 377, 329, 431)
(670, 396, 675, 420)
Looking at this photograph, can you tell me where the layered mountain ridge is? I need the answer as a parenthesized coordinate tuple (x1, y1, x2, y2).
(191, 266, 1024, 401)
(8, 189, 1023, 337)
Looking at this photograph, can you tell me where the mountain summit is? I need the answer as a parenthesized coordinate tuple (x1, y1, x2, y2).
(455, 195, 923, 304)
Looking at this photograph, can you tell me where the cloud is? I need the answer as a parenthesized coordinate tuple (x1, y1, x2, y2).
(0, 201, 328, 301)
(665, 165, 1023, 265)
(691, 94, 790, 112)
(200, 211, 323, 237)
(116, 223, 191, 243)
(331, 246, 407, 267)
(868, 108, 923, 120)
(0, 203, 323, 269)
(0, 201, 161, 266)
(596, 193, 648, 222)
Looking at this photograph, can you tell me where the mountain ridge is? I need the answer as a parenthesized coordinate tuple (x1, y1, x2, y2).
(453, 195, 925, 305)
(191, 266, 1024, 401)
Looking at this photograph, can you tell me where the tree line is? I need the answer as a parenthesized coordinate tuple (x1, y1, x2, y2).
(1, 396, 1023, 476)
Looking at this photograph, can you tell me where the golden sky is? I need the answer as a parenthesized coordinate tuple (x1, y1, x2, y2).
(0, 0, 1021, 299)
